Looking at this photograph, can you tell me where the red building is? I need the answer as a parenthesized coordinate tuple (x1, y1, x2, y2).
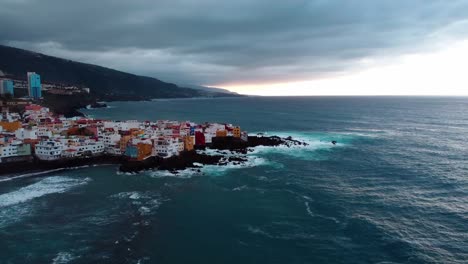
(195, 131, 205, 146)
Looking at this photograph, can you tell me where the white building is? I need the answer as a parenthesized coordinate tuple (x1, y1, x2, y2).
(177, 140, 184, 153)
(60, 119, 74, 129)
(15, 128, 38, 140)
(35, 140, 65, 160)
(154, 137, 180, 158)
(0, 144, 18, 158)
(101, 133, 121, 155)
(103, 120, 140, 131)
(72, 140, 105, 157)
(203, 123, 225, 144)
(103, 133, 121, 148)
(37, 126, 53, 138)
(105, 146, 122, 155)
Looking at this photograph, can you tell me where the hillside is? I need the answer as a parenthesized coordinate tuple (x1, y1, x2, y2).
(0, 45, 237, 100)
(181, 84, 238, 95)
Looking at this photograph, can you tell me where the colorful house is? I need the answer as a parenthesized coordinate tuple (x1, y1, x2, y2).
(137, 143, 153, 161)
(0, 121, 22, 132)
(216, 129, 228, 137)
(125, 145, 138, 159)
(195, 131, 206, 146)
(27, 72, 42, 99)
(184, 136, 194, 151)
(120, 135, 132, 152)
(0, 80, 14, 96)
(233, 126, 241, 138)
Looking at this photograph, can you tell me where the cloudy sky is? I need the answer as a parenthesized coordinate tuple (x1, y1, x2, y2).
(2, 0, 468, 95)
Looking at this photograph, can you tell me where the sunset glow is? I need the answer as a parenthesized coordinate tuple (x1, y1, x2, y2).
(219, 40, 468, 96)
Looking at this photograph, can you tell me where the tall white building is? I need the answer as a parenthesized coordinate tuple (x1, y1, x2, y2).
(15, 128, 38, 140)
(154, 137, 181, 158)
(35, 140, 65, 160)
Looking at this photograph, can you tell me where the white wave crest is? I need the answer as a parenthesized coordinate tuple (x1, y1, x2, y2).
(304, 201, 340, 223)
(52, 252, 76, 264)
(110, 191, 166, 216)
(142, 131, 355, 177)
(146, 151, 272, 178)
(0, 176, 91, 208)
(200, 155, 269, 176)
(248, 131, 356, 160)
(148, 168, 199, 179)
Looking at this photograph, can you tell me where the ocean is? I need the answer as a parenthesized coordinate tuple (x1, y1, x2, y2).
(0, 96, 467, 263)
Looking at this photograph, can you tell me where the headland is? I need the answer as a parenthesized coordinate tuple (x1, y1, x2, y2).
(0, 101, 308, 177)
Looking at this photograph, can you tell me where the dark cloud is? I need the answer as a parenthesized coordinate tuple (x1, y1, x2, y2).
(1, 0, 468, 86)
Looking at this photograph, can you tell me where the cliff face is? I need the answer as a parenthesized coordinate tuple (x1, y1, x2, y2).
(0, 45, 237, 100)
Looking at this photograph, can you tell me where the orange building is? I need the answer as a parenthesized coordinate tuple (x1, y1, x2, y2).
(137, 143, 153, 161)
(216, 129, 227, 137)
(0, 121, 22, 132)
(233, 126, 241, 138)
(184, 136, 194, 151)
(130, 128, 143, 136)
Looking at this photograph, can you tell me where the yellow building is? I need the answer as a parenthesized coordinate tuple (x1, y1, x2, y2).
(130, 128, 143, 136)
(0, 121, 22, 132)
(184, 136, 194, 151)
(119, 135, 132, 151)
(137, 143, 153, 161)
(233, 126, 241, 138)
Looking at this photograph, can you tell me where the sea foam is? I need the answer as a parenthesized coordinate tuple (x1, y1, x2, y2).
(248, 131, 355, 160)
(110, 191, 166, 216)
(52, 252, 76, 264)
(144, 131, 352, 177)
(0, 176, 91, 207)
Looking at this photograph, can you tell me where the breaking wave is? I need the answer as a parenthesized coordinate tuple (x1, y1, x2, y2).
(144, 131, 356, 177)
(248, 131, 357, 160)
(0, 176, 91, 228)
(0, 176, 91, 208)
(110, 191, 166, 216)
(146, 149, 274, 178)
(52, 252, 77, 264)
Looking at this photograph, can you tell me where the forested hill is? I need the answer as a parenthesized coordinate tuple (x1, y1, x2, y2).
(0, 44, 237, 100)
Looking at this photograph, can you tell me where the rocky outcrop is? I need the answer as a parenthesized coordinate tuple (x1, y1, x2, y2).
(211, 135, 308, 152)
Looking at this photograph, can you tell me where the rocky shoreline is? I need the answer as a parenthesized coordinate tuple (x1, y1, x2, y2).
(0, 136, 308, 177)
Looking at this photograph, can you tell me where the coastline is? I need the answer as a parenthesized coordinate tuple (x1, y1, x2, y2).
(0, 136, 308, 179)
(0, 155, 123, 178)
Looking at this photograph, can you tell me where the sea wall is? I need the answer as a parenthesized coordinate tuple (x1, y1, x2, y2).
(0, 155, 123, 177)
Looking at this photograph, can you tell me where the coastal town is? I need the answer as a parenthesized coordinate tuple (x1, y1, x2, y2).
(0, 71, 258, 169)
(0, 102, 248, 162)
(0, 71, 306, 175)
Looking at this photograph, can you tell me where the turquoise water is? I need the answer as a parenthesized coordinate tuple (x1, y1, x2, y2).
(1, 97, 467, 263)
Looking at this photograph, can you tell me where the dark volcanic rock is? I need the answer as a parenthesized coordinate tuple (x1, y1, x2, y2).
(211, 136, 307, 152)
(119, 150, 225, 173)
(90, 102, 108, 108)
